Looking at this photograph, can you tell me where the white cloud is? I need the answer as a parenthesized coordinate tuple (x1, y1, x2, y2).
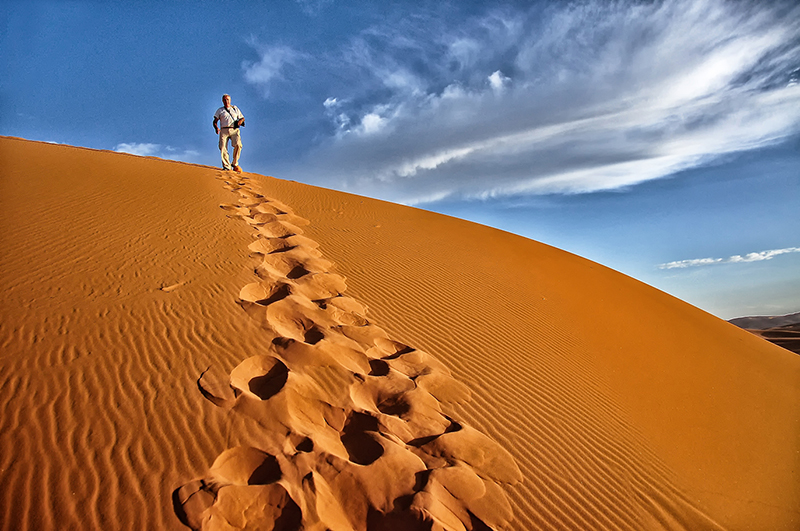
(349, 103, 405, 137)
(360, 113, 385, 135)
(115, 142, 160, 156)
(659, 247, 800, 269)
(114, 142, 200, 162)
(297, 0, 800, 204)
(488, 70, 510, 92)
(242, 41, 303, 96)
(395, 146, 475, 178)
(729, 248, 800, 263)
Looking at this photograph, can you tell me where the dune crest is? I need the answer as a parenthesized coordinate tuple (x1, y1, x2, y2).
(174, 174, 522, 530)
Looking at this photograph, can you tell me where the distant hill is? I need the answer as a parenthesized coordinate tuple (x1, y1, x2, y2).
(729, 311, 800, 329)
(729, 312, 800, 355)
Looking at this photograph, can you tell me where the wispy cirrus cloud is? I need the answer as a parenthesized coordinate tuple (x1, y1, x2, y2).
(659, 247, 800, 269)
(294, 0, 333, 16)
(284, 0, 800, 204)
(114, 142, 199, 161)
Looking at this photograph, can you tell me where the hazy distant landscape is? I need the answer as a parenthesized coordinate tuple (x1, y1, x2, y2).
(730, 312, 800, 354)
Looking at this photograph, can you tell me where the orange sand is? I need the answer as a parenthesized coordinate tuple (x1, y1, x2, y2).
(1, 137, 798, 530)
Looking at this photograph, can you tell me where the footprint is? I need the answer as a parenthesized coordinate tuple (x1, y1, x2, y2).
(210, 446, 282, 486)
(340, 412, 384, 465)
(292, 273, 346, 300)
(253, 203, 284, 215)
(368, 359, 390, 377)
(239, 281, 291, 306)
(219, 204, 250, 215)
(247, 237, 295, 255)
(197, 366, 236, 409)
(256, 220, 304, 238)
(228, 356, 290, 401)
(257, 252, 332, 280)
(248, 362, 290, 401)
(376, 394, 411, 417)
(246, 212, 280, 225)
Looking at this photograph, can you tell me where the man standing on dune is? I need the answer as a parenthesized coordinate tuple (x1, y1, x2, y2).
(213, 94, 245, 172)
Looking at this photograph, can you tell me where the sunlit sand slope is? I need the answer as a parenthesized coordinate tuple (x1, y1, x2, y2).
(1, 137, 798, 530)
(1, 138, 266, 530)
(255, 171, 800, 531)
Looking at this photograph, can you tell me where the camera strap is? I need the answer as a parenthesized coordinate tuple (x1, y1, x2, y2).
(224, 106, 239, 126)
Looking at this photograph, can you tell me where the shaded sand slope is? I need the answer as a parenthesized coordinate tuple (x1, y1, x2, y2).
(1, 137, 798, 530)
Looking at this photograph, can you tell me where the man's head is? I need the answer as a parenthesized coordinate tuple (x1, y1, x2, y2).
(222, 94, 231, 107)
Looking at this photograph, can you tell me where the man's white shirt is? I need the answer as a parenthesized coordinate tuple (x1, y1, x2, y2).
(214, 105, 244, 128)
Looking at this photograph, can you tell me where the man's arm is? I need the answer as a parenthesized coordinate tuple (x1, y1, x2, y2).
(213, 116, 220, 134)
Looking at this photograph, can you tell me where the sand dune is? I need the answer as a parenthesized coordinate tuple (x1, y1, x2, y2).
(1, 137, 799, 530)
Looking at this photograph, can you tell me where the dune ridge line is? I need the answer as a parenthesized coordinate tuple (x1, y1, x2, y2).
(173, 172, 523, 530)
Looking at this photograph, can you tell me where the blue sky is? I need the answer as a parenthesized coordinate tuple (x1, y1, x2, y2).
(2, 0, 799, 319)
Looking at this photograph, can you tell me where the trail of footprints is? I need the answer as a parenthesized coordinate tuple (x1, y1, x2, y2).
(174, 174, 521, 531)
